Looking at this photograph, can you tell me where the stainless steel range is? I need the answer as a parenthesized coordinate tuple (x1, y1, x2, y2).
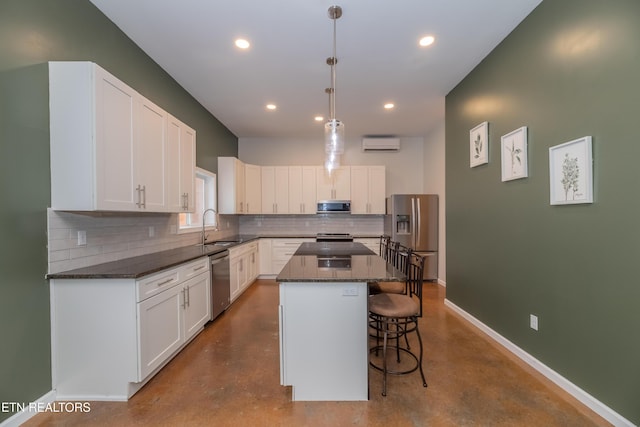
(315, 233, 353, 242)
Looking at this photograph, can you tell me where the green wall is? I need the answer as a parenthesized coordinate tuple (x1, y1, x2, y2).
(0, 0, 236, 421)
(446, 0, 639, 423)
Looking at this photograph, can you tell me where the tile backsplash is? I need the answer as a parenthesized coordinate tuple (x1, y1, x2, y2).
(47, 210, 383, 274)
(239, 214, 383, 236)
(47, 209, 238, 274)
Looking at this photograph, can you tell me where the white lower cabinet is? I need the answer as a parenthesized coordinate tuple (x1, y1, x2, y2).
(50, 257, 210, 400)
(354, 237, 380, 255)
(229, 241, 259, 302)
(138, 283, 183, 380)
(259, 238, 314, 275)
(138, 270, 211, 380)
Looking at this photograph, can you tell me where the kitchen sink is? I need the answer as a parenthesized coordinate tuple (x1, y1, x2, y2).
(205, 240, 240, 247)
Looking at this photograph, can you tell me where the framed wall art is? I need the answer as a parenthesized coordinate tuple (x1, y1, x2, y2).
(501, 126, 528, 181)
(470, 121, 489, 167)
(549, 136, 593, 205)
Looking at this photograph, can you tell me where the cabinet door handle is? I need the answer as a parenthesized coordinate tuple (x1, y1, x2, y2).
(136, 185, 142, 208)
(181, 288, 187, 308)
(193, 265, 206, 271)
(141, 185, 146, 209)
(156, 277, 174, 287)
(185, 286, 190, 307)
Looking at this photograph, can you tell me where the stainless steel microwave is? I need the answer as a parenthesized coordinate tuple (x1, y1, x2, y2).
(316, 200, 351, 214)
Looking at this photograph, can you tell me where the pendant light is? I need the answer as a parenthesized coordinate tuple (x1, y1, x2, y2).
(324, 5, 344, 175)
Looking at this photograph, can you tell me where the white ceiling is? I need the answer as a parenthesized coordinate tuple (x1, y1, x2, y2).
(89, 0, 542, 140)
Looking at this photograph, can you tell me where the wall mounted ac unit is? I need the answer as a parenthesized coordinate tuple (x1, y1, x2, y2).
(362, 137, 400, 152)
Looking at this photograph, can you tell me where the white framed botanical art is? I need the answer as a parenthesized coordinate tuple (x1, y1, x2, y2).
(549, 136, 593, 205)
(470, 121, 489, 167)
(501, 126, 528, 181)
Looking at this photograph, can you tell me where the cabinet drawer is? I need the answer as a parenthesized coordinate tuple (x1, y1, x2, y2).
(229, 241, 258, 259)
(271, 239, 311, 261)
(136, 269, 180, 302)
(179, 257, 209, 281)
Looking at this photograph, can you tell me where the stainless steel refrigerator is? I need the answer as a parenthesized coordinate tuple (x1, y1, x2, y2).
(384, 194, 438, 280)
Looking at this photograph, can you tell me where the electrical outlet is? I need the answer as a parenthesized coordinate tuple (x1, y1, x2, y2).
(530, 314, 539, 331)
(77, 230, 86, 246)
(148, 226, 155, 237)
(342, 286, 358, 296)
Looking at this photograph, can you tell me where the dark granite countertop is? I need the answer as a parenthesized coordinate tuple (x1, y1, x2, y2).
(46, 234, 382, 280)
(276, 242, 404, 283)
(47, 235, 260, 280)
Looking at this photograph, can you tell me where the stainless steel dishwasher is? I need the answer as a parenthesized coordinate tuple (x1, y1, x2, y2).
(209, 250, 230, 321)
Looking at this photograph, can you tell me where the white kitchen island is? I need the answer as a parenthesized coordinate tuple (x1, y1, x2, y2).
(276, 242, 405, 401)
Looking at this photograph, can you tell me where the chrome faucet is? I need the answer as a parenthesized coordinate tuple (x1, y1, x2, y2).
(202, 208, 219, 245)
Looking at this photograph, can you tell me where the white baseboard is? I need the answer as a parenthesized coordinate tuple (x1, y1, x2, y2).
(444, 299, 635, 427)
(0, 390, 56, 427)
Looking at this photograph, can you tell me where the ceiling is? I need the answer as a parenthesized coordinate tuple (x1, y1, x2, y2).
(89, 0, 542, 140)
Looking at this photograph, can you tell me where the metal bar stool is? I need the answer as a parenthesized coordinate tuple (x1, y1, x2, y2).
(370, 241, 408, 295)
(369, 252, 428, 396)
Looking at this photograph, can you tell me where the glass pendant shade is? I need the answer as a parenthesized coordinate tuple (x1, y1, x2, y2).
(323, 6, 344, 175)
(324, 119, 344, 174)
(324, 151, 340, 174)
(324, 119, 345, 154)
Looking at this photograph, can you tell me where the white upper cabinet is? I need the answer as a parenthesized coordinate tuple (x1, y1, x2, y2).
(218, 157, 246, 214)
(167, 114, 196, 212)
(316, 166, 350, 201)
(49, 62, 195, 213)
(50, 62, 136, 210)
(244, 163, 262, 214)
(350, 165, 386, 214)
(288, 166, 317, 214)
(136, 97, 168, 211)
(216, 160, 385, 215)
(261, 166, 289, 214)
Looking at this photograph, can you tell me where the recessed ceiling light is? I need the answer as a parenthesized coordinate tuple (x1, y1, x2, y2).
(384, 103, 395, 110)
(419, 35, 435, 47)
(235, 38, 250, 49)
(314, 116, 324, 122)
(266, 104, 277, 110)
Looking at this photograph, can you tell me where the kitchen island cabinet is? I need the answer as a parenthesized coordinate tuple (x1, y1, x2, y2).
(276, 242, 404, 401)
(50, 257, 210, 401)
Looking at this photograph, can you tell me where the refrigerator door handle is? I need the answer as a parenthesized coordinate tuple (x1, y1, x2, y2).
(416, 197, 422, 248)
(411, 197, 417, 248)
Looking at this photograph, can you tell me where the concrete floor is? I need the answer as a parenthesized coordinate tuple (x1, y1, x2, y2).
(25, 280, 609, 426)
